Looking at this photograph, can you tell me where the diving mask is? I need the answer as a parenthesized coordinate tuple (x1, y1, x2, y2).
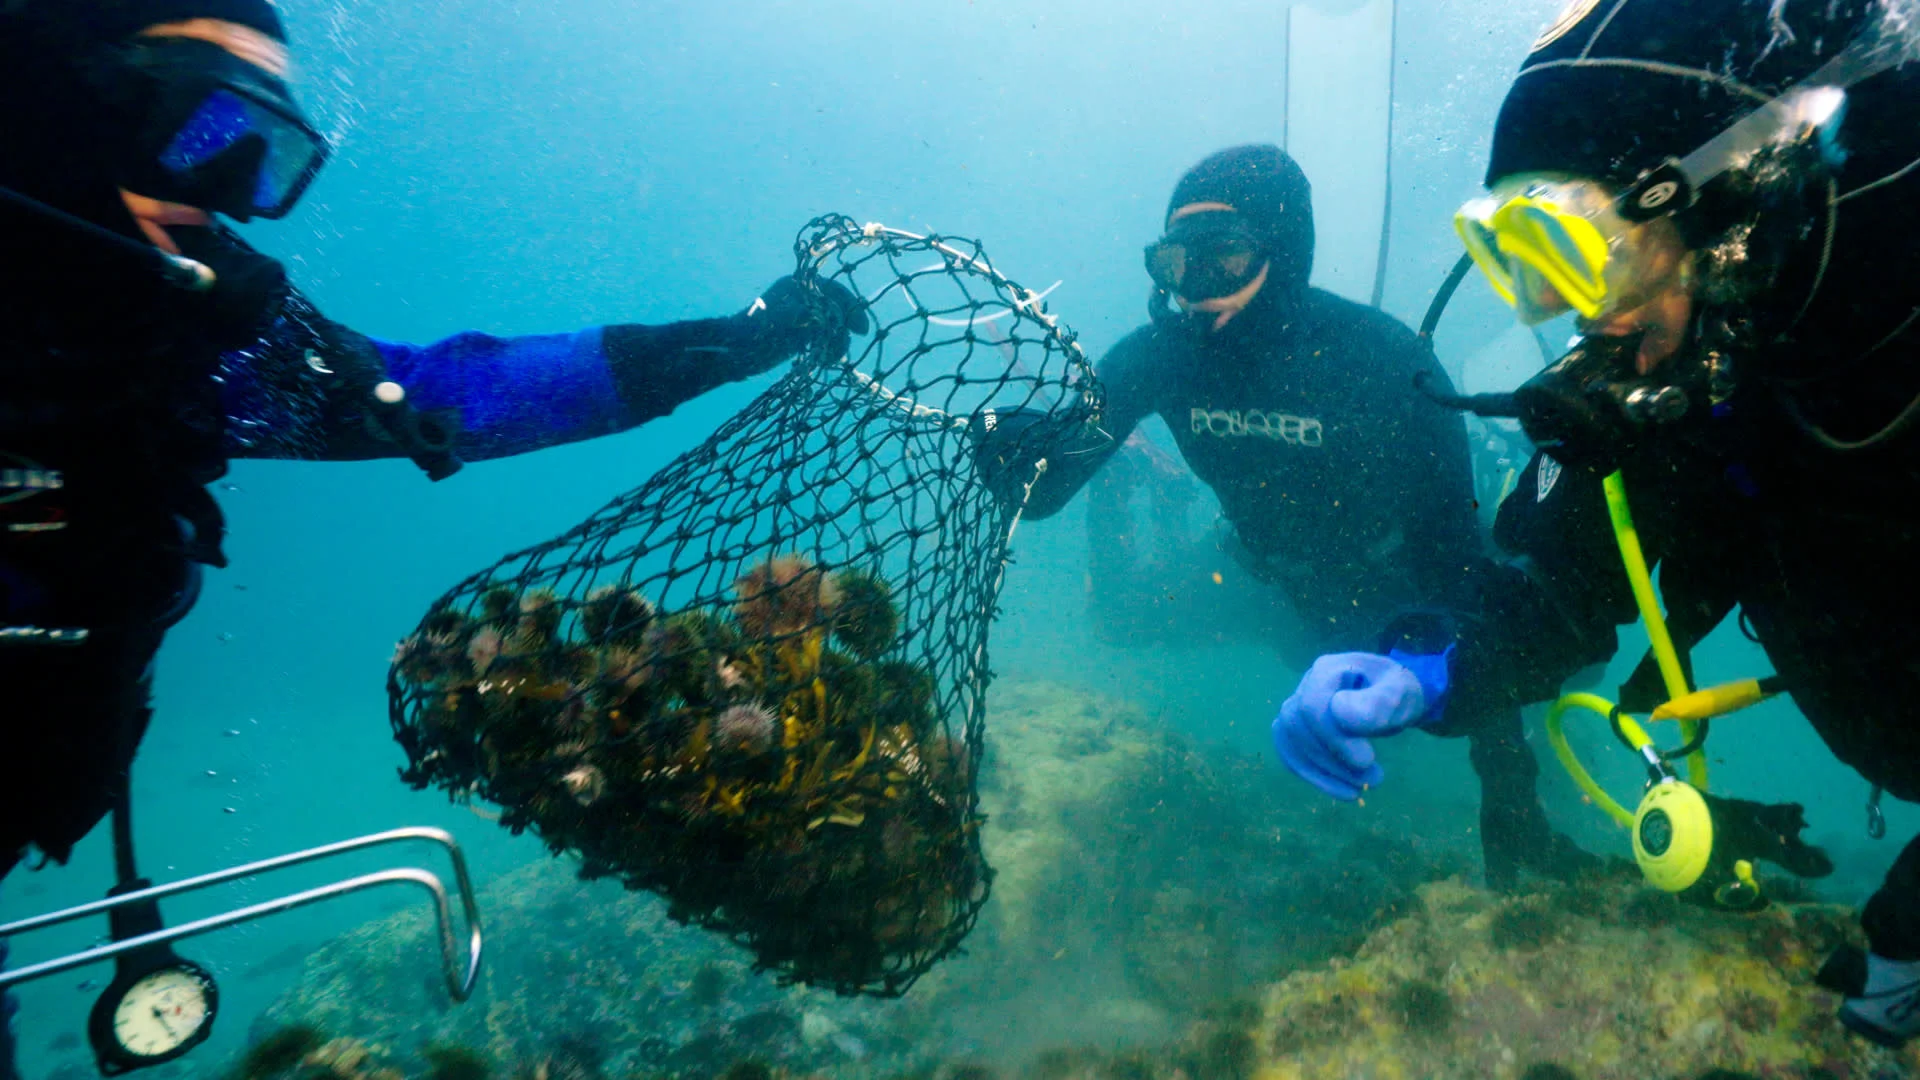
(1457, 28, 1898, 328)
(1143, 212, 1265, 303)
(104, 37, 328, 221)
(1454, 177, 1691, 326)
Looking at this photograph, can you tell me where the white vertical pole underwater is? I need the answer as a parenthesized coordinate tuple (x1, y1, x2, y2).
(1284, 0, 1399, 307)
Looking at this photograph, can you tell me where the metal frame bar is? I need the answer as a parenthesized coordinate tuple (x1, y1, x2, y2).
(0, 826, 482, 1001)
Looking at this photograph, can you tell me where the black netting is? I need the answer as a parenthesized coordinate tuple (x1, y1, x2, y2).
(388, 215, 1100, 996)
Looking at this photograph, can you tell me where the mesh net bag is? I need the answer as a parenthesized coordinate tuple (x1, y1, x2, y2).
(388, 215, 1101, 996)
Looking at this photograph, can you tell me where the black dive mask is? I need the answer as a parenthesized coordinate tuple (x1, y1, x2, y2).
(1143, 214, 1265, 304)
(93, 38, 327, 221)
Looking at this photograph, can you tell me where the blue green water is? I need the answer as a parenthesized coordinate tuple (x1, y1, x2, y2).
(7, 0, 1916, 1073)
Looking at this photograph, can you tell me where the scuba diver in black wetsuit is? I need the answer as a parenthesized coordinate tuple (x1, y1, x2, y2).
(978, 144, 1596, 891)
(0, 0, 863, 1066)
(1273, 0, 1920, 1047)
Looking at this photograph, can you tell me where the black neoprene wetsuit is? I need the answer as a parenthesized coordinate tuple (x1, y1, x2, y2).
(1024, 288, 1481, 644)
(1023, 282, 1588, 887)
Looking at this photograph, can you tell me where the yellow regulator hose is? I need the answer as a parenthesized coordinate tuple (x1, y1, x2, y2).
(1601, 471, 1707, 787)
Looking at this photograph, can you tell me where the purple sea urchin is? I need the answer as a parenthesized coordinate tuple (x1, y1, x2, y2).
(597, 647, 649, 693)
(392, 631, 462, 687)
(733, 554, 831, 638)
(517, 590, 562, 646)
(468, 627, 504, 675)
(714, 703, 779, 753)
(392, 555, 979, 996)
(478, 585, 520, 625)
(562, 764, 606, 806)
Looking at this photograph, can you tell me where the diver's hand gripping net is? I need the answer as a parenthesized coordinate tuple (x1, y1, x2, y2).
(388, 215, 1099, 996)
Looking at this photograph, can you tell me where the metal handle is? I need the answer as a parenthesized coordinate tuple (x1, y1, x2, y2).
(0, 826, 483, 1002)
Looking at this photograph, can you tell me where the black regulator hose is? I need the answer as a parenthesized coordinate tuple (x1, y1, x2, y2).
(1412, 371, 1521, 418)
(0, 184, 213, 292)
(1418, 253, 1475, 343)
(1410, 253, 1524, 418)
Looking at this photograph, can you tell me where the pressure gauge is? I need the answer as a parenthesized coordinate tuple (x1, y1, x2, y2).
(88, 951, 220, 1074)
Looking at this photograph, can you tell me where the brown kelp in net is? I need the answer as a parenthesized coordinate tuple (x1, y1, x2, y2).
(387, 215, 1102, 996)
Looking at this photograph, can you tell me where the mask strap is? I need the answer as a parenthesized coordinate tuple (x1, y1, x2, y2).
(1168, 201, 1236, 225)
(1620, 33, 1907, 219)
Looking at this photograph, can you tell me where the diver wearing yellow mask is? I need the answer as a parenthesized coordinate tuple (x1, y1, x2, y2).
(1275, 0, 1920, 1048)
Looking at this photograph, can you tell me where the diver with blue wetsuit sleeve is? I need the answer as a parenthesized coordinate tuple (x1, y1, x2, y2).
(0, 1, 861, 1068)
(1272, 0, 1920, 1047)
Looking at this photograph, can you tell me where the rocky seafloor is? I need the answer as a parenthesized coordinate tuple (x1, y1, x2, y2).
(224, 679, 1913, 1080)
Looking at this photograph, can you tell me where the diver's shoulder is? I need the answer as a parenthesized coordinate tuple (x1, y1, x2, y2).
(1301, 288, 1426, 361)
(1301, 287, 1418, 337)
(1101, 321, 1177, 371)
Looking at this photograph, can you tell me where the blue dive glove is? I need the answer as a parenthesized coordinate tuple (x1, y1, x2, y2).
(1272, 650, 1449, 801)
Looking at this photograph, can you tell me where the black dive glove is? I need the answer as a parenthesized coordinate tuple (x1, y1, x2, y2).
(746, 275, 870, 369)
(1706, 795, 1834, 880)
(968, 405, 1085, 506)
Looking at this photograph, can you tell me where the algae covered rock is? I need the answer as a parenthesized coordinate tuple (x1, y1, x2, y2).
(915, 681, 1469, 1051)
(982, 874, 1919, 1080)
(1239, 874, 1919, 1080)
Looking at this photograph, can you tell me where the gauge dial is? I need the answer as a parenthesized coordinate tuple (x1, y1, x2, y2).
(109, 967, 214, 1057)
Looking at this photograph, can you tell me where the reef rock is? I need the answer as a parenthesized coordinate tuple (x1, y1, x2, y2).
(1029, 874, 1920, 1080)
(1249, 874, 1920, 1080)
(937, 680, 1467, 1050)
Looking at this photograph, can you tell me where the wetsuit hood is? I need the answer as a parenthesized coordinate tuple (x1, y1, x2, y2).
(1488, 0, 1882, 192)
(1, 1, 296, 349)
(0, 8, 134, 233)
(66, 0, 286, 44)
(1488, 0, 1920, 389)
(1167, 145, 1314, 295)
(1, 0, 289, 224)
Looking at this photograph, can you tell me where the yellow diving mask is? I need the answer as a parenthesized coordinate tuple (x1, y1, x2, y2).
(1453, 177, 1691, 326)
(1456, 28, 1889, 326)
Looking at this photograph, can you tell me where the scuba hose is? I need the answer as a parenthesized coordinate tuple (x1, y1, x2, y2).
(0, 185, 213, 293)
(1410, 254, 1558, 417)
(1417, 253, 1474, 343)
(1543, 470, 1794, 910)
(1600, 471, 1705, 786)
(1411, 257, 1527, 418)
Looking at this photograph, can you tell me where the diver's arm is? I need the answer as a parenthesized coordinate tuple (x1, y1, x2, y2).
(1018, 328, 1158, 520)
(1399, 452, 1639, 735)
(365, 312, 802, 462)
(1274, 451, 1640, 799)
(225, 285, 815, 466)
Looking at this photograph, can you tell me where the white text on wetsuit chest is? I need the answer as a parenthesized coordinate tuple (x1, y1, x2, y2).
(1189, 407, 1324, 447)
